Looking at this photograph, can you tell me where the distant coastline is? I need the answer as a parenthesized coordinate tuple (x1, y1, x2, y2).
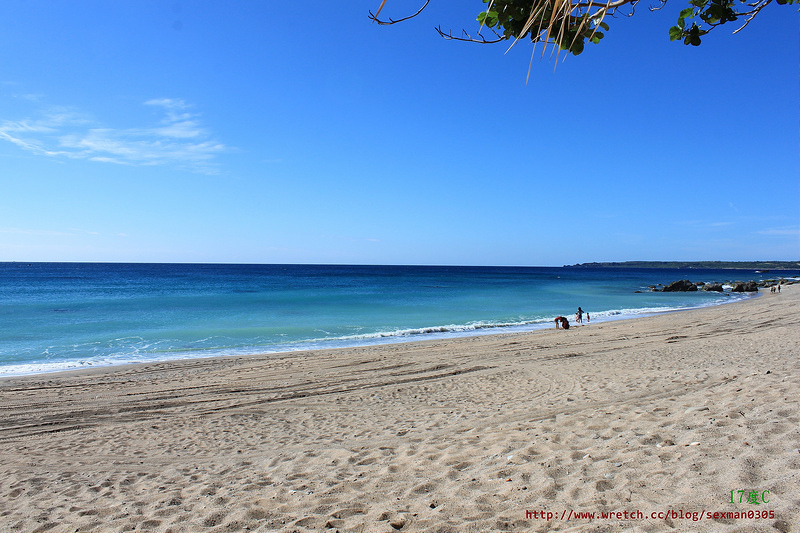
(565, 260, 800, 270)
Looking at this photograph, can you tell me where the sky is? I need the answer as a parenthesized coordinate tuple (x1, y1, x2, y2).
(0, 1, 797, 266)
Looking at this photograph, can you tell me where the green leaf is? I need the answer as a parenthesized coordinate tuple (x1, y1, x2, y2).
(480, 11, 498, 28)
(679, 7, 695, 18)
(669, 26, 683, 41)
(686, 25, 702, 46)
(599, 21, 610, 31)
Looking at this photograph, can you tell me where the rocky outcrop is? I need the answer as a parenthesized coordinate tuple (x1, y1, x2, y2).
(731, 281, 758, 292)
(758, 278, 797, 288)
(650, 277, 779, 293)
(662, 279, 698, 292)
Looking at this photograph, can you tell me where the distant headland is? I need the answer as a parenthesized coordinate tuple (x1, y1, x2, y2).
(564, 261, 800, 270)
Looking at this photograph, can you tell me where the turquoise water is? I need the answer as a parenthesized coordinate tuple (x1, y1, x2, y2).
(0, 263, 791, 376)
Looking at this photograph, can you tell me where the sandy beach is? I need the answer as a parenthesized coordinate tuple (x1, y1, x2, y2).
(1, 287, 798, 533)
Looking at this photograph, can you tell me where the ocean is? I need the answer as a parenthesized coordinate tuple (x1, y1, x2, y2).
(0, 263, 794, 377)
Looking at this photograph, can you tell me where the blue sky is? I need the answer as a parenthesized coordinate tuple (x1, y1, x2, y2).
(1, 1, 797, 266)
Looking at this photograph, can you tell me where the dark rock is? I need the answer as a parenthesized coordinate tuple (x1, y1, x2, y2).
(702, 283, 724, 292)
(662, 280, 698, 292)
(731, 281, 758, 292)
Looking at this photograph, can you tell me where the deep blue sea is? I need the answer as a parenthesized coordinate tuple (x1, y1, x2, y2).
(1, 263, 795, 377)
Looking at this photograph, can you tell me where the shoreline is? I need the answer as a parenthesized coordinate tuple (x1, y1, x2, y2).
(0, 290, 762, 380)
(1, 285, 797, 532)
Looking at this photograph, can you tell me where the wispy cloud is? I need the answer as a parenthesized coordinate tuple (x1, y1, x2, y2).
(0, 98, 227, 173)
(756, 226, 800, 237)
(674, 219, 734, 230)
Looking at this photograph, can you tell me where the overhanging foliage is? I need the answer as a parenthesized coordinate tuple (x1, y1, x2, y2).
(371, 0, 797, 59)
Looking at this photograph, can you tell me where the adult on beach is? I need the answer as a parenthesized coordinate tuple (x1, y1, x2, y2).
(554, 316, 570, 329)
(576, 307, 583, 324)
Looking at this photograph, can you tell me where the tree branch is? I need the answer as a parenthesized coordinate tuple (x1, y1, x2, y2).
(435, 26, 506, 44)
(369, 0, 431, 25)
(648, 0, 669, 12)
(732, 0, 773, 33)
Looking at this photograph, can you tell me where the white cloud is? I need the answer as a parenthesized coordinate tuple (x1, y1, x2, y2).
(0, 99, 228, 173)
(756, 226, 800, 237)
(1, 119, 55, 133)
(156, 120, 203, 139)
(145, 98, 187, 109)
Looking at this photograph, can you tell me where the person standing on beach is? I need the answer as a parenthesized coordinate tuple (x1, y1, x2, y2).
(576, 307, 583, 324)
